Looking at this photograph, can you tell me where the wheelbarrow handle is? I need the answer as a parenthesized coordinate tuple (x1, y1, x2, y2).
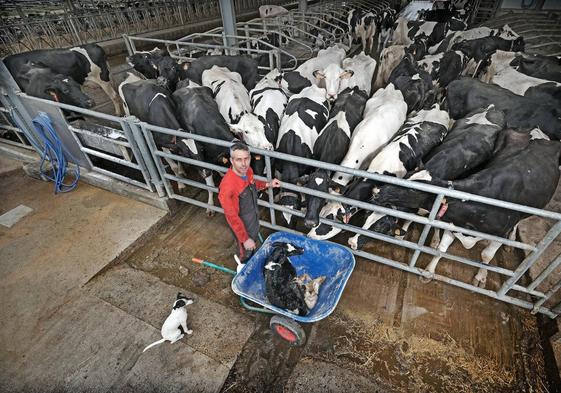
(191, 258, 237, 275)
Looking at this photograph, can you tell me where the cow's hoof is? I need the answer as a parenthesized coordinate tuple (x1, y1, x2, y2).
(348, 237, 358, 250)
(206, 209, 215, 217)
(419, 272, 434, 284)
(472, 275, 487, 288)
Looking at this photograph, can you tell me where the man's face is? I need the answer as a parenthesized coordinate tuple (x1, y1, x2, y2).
(230, 149, 251, 176)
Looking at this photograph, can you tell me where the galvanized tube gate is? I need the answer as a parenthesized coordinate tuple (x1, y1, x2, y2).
(138, 123, 561, 320)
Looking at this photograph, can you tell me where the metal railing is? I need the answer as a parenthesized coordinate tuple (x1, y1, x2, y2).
(0, 0, 293, 56)
(139, 123, 561, 319)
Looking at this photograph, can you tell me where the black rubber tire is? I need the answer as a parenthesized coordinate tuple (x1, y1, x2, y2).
(270, 315, 306, 346)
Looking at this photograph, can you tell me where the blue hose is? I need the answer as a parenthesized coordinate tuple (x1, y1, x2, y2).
(31, 112, 80, 193)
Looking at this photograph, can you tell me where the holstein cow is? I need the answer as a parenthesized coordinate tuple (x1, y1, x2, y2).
(118, 74, 204, 193)
(392, 17, 451, 48)
(345, 105, 450, 250)
(312, 51, 377, 101)
(435, 24, 519, 53)
(452, 36, 525, 75)
(368, 105, 506, 246)
(185, 55, 259, 90)
(347, 9, 378, 54)
(301, 87, 369, 228)
(172, 79, 234, 215)
(275, 85, 330, 225)
(417, 50, 467, 89)
(201, 66, 273, 150)
(295, 45, 347, 86)
(127, 47, 168, 79)
(511, 52, 561, 83)
(388, 54, 436, 114)
(4, 43, 122, 115)
(482, 50, 561, 96)
(249, 69, 288, 175)
(308, 84, 407, 240)
(373, 130, 560, 288)
(12, 62, 93, 109)
(376, 8, 397, 52)
(447, 78, 561, 139)
(374, 40, 431, 90)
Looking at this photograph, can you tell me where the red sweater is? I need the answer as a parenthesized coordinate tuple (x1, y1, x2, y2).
(218, 167, 267, 243)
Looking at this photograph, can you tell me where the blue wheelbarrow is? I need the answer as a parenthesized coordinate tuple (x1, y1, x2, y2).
(192, 231, 355, 346)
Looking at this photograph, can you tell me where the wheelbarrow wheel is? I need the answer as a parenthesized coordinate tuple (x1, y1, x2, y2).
(270, 315, 306, 346)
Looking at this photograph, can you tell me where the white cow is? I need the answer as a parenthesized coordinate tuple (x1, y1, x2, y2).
(295, 45, 347, 85)
(313, 51, 377, 100)
(202, 66, 273, 150)
(374, 45, 406, 90)
(259, 5, 288, 18)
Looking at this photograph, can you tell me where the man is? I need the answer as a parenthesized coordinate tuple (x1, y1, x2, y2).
(218, 142, 281, 261)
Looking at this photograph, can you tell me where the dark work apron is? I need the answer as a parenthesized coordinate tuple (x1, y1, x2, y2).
(238, 182, 260, 242)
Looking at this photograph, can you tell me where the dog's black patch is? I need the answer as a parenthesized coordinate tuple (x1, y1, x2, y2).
(178, 325, 186, 334)
(174, 300, 186, 309)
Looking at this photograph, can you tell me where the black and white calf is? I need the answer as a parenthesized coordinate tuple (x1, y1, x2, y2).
(301, 87, 369, 228)
(347, 9, 377, 54)
(447, 78, 561, 140)
(276, 85, 330, 225)
(511, 52, 561, 83)
(435, 24, 519, 53)
(388, 54, 436, 114)
(4, 43, 122, 115)
(202, 66, 273, 150)
(417, 50, 467, 89)
(346, 105, 450, 250)
(376, 8, 397, 52)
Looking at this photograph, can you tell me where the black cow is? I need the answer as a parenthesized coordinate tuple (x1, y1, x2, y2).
(127, 48, 188, 91)
(300, 87, 369, 228)
(183, 55, 258, 90)
(447, 78, 561, 140)
(4, 44, 122, 115)
(388, 54, 436, 113)
(511, 53, 561, 83)
(418, 50, 467, 89)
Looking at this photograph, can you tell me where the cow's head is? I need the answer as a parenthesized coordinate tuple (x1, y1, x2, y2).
(341, 178, 377, 223)
(230, 113, 274, 151)
(154, 56, 183, 90)
(313, 63, 354, 102)
(47, 75, 94, 108)
(511, 37, 525, 53)
(306, 201, 346, 240)
(126, 48, 167, 79)
(298, 169, 343, 228)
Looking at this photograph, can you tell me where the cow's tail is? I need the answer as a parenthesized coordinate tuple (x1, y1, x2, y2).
(143, 338, 166, 352)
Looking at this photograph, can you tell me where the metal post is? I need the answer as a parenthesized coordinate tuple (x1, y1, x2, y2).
(498, 221, 561, 297)
(528, 250, 561, 292)
(265, 155, 276, 226)
(532, 276, 561, 315)
(219, 0, 238, 50)
(299, 0, 308, 13)
(409, 193, 445, 267)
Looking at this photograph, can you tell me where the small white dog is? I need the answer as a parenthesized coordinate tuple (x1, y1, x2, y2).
(143, 293, 194, 352)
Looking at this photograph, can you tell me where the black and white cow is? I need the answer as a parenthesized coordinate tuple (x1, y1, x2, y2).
(249, 69, 288, 145)
(201, 66, 273, 150)
(12, 62, 94, 108)
(374, 130, 560, 288)
(482, 50, 561, 96)
(185, 55, 259, 90)
(435, 24, 519, 53)
(388, 54, 436, 114)
(301, 87, 369, 228)
(392, 17, 451, 49)
(447, 77, 561, 140)
(376, 8, 397, 52)
(417, 50, 467, 89)
(312, 51, 377, 101)
(347, 9, 378, 54)
(118, 74, 203, 194)
(276, 85, 330, 225)
(172, 79, 235, 214)
(366, 105, 507, 245)
(259, 4, 288, 18)
(126, 47, 169, 79)
(4, 43, 122, 115)
(308, 83, 407, 240)
(295, 45, 347, 87)
(452, 35, 525, 62)
(345, 105, 450, 249)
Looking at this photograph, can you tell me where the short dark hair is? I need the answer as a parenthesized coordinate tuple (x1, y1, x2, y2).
(230, 141, 250, 156)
